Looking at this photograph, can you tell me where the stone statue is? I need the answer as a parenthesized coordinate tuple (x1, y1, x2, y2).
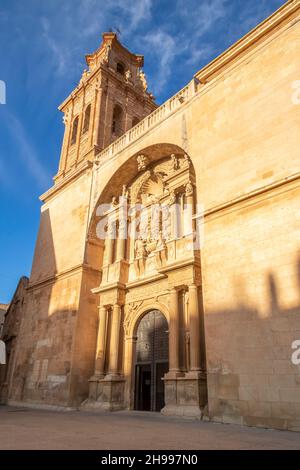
(111, 196, 118, 207)
(122, 185, 129, 199)
(169, 190, 176, 205)
(147, 193, 158, 204)
(171, 154, 179, 170)
(183, 153, 191, 167)
(135, 237, 147, 258)
(125, 69, 132, 82)
(63, 112, 69, 125)
(137, 154, 149, 172)
(185, 180, 194, 197)
(163, 184, 170, 196)
(156, 231, 166, 250)
(139, 70, 148, 91)
(103, 43, 111, 64)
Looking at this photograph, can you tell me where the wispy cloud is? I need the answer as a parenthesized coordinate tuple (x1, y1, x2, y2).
(39, 0, 153, 77)
(41, 17, 68, 76)
(3, 0, 283, 101)
(185, 0, 228, 37)
(5, 111, 51, 189)
(143, 30, 177, 94)
(185, 45, 213, 67)
(116, 0, 152, 33)
(30, 0, 231, 97)
(0, 156, 11, 189)
(138, 0, 229, 97)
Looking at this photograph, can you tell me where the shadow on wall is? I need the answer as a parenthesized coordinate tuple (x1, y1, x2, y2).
(5, 204, 300, 424)
(0, 276, 29, 404)
(205, 253, 300, 430)
(5, 209, 99, 408)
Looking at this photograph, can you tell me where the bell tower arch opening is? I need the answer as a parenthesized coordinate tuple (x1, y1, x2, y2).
(134, 310, 169, 412)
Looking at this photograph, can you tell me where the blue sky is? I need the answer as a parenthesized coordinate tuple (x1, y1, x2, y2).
(0, 0, 285, 303)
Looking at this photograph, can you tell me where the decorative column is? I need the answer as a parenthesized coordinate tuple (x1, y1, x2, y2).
(91, 83, 102, 149)
(188, 284, 201, 372)
(161, 287, 184, 416)
(58, 113, 70, 174)
(168, 288, 180, 373)
(105, 220, 115, 265)
(84, 303, 125, 411)
(103, 92, 115, 148)
(171, 193, 180, 239)
(58, 100, 74, 176)
(108, 303, 122, 376)
(123, 335, 137, 409)
(94, 306, 108, 377)
(116, 217, 126, 261)
(184, 181, 194, 236)
(75, 91, 85, 164)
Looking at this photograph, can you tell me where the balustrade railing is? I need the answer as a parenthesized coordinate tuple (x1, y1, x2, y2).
(96, 80, 195, 166)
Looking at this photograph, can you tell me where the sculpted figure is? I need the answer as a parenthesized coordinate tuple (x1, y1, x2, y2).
(137, 154, 149, 172)
(139, 70, 148, 91)
(111, 196, 118, 207)
(183, 153, 191, 167)
(185, 180, 194, 197)
(156, 231, 166, 250)
(103, 43, 111, 64)
(171, 154, 179, 170)
(125, 69, 132, 82)
(169, 190, 176, 205)
(135, 237, 147, 258)
(122, 185, 129, 199)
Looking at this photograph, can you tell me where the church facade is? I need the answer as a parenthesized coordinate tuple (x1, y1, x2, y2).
(4, 1, 300, 430)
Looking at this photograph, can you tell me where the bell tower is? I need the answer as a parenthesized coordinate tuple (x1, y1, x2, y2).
(55, 33, 157, 182)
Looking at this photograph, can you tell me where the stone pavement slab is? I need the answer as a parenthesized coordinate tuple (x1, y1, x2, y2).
(0, 406, 300, 450)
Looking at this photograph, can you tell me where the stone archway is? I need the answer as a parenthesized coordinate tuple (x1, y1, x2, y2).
(82, 144, 207, 416)
(134, 310, 169, 412)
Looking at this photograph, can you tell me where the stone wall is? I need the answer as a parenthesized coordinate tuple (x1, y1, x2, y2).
(7, 2, 300, 429)
(0, 277, 28, 404)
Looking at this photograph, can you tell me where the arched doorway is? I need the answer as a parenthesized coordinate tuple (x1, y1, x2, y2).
(134, 310, 169, 412)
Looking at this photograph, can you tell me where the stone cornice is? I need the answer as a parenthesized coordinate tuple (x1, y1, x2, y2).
(92, 281, 127, 295)
(158, 258, 200, 275)
(40, 160, 93, 203)
(197, 171, 300, 222)
(26, 263, 100, 292)
(85, 32, 144, 68)
(195, 0, 300, 84)
(58, 59, 156, 113)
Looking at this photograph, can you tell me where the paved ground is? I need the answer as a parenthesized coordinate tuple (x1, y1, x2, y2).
(0, 405, 300, 450)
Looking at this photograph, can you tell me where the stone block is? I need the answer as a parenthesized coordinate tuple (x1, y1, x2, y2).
(279, 388, 300, 404)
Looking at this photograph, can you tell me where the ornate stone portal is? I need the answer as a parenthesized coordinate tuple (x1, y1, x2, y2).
(82, 152, 207, 416)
